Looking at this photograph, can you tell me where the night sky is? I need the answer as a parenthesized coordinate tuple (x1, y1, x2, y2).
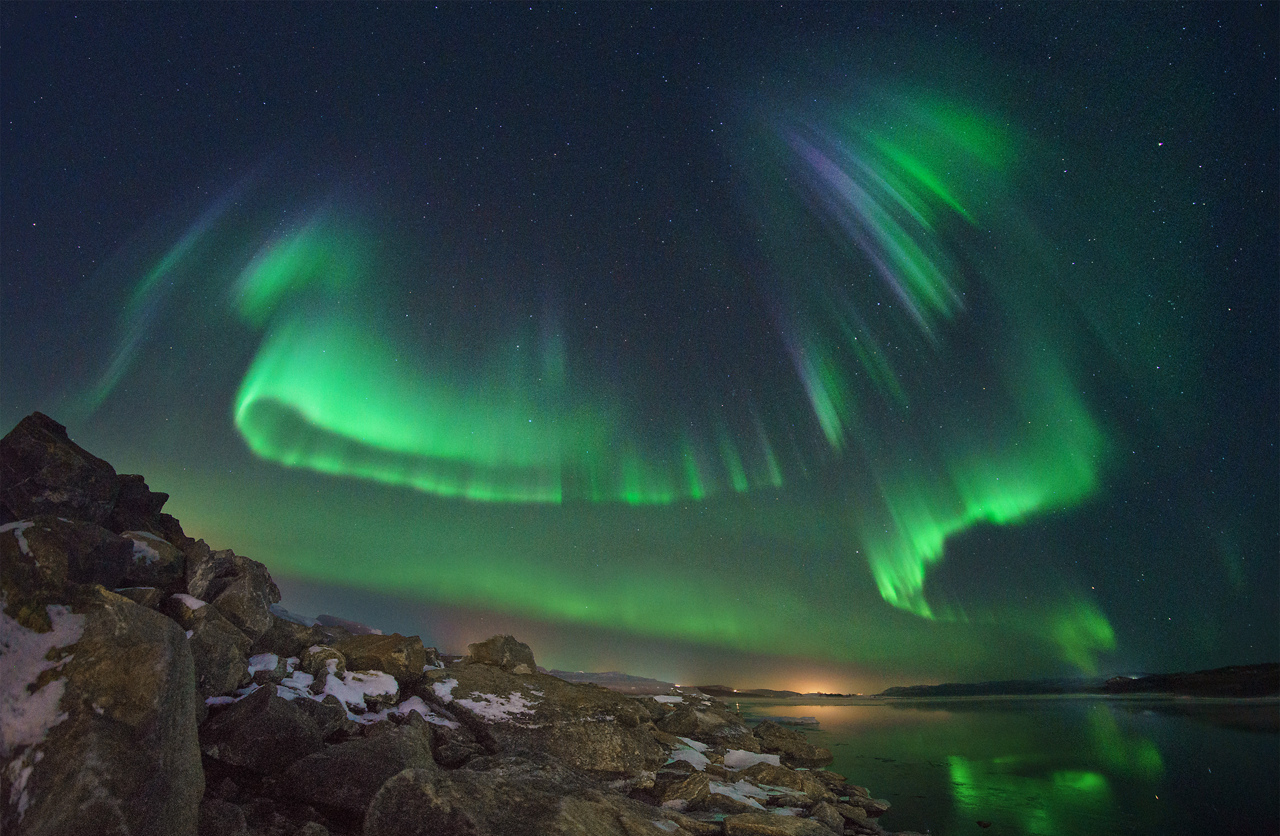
(3, 3, 1276, 693)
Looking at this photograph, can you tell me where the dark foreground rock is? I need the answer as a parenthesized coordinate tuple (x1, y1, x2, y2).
(0, 413, 915, 836)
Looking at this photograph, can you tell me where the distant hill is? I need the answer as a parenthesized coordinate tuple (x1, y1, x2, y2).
(876, 663, 1280, 699)
(1100, 664, 1279, 698)
(546, 670, 678, 694)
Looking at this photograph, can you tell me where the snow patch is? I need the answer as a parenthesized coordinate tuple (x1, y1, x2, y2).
(667, 745, 710, 771)
(173, 594, 206, 611)
(676, 736, 708, 752)
(454, 690, 538, 723)
(433, 678, 458, 702)
(0, 597, 85, 758)
(359, 696, 460, 728)
(724, 749, 781, 770)
(1, 521, 34, 556)
(127, 536, 162, 565)
(652, 820, 680, 832)
(709, 780, 767, 810)
(4, 747, 43, 821)
(247, 653, 279, 675)
(652, 695, 684, 704)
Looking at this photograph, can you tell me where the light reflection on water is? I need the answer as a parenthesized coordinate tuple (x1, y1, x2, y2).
(734, 696, 1279, 836)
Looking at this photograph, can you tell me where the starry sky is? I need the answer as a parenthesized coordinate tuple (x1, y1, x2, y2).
(3, 3, 1276, 693)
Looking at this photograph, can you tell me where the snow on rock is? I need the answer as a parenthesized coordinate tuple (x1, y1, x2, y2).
(0, 598, 85, 757)
(359, 696, 460, 729)
(709, 780, 767, 810)
(173, 593, 206, 610)
(453, 691, 538, 723)
(318, 666, 398, 710)
(667, 743, 710, 771)
(433, 678, 459, 702)
(1, 521, 34, 556)
(247, 653, 279, 675)
(724, 749, 782, 770)
(126, 536, 162, 565)
(676, 736, 708, 753)
(652, 820, 680, 832)
(652, 695, 684, 704)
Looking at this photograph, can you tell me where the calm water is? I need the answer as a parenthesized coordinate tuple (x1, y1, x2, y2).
(734, 696, 1279, 836)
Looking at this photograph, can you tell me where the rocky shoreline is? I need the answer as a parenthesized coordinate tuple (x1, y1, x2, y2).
(1, 412, 924, 836)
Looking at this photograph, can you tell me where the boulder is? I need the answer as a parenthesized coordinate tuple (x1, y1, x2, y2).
(723, 813, 837, 836)
(300, 645, 347, 679)
(842, 794, 891, 818)
(658, 703, 762, 753)
(280, 713, 437, 817)
(252, 606, 328, 658)
(423, 665, 665, 778)
(3, 516, 133, 603)
(2, 585, 203, 836)
(365, 758, 698, 836)
(197, 798, 249, 836)
(334, 632, 428, 685)
(0, 412, 118, 526)
(119, 530, 185, 590)
(292, 693, 355, 741)
(185, 541, 281, 641)
(164, 594, 252, 700)
(735, 762, 836, 803)
(808, 800, 846, 833)
(655, 770, 712, 806)
(200, 684, 325, 775)
(466, 634, 536, 673)
(114, 586, 166, 608)
(107, 474, 170, 536)
(751, 720, 833, 768)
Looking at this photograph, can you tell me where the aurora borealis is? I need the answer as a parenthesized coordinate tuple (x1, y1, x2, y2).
(2, 3, 1276, 692)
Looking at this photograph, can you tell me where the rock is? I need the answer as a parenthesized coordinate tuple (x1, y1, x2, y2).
(107, 474, 170, 535)
(300, 645, 348, 678)
(833, 802, 870, 824)
(658, 703, 762, 753)
(2, 585, 203, 836)
(290, 693, 353, 741)
(808, 800, 846, 833)
(333, 632, 429, 685)
(200, 684, 325, 775)
(466, 634, 536, 673)
(365, 758, 697, 836)
(843, 794, 891, 818)
(184, 542, 280, 641)
(252, 606, 328, 658)
(423, 665, 666, 778)
(723, 812, 837, 836)
(209, 571, 277, 642)
(655, 770, 712, 806)
(0, 412, 119, 526)
(114, 586, 166, 608)
(280, 713, 437, 817)
(752, 720, 833, 768)
(119, 530, 185, 590)
(3, 516, 134, 605)
(735, 762, 835, 803)
(362, 767, 482, 836)
(164, 594, 253, 700)
(198, 798, 248, 836)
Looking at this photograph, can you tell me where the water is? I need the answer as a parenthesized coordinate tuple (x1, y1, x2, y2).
(733, 696, 1279, 836)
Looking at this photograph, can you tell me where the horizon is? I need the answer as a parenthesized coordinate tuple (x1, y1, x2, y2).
(2, 4, 1276, 695)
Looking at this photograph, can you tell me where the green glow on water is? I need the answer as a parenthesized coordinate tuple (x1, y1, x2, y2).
(1053, 770, 1110, 793)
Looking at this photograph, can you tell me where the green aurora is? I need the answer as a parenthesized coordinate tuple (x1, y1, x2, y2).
(68, 83, 1122, 676)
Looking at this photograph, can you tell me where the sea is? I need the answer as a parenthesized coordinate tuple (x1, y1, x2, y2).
(732, 696, 1279, 836)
